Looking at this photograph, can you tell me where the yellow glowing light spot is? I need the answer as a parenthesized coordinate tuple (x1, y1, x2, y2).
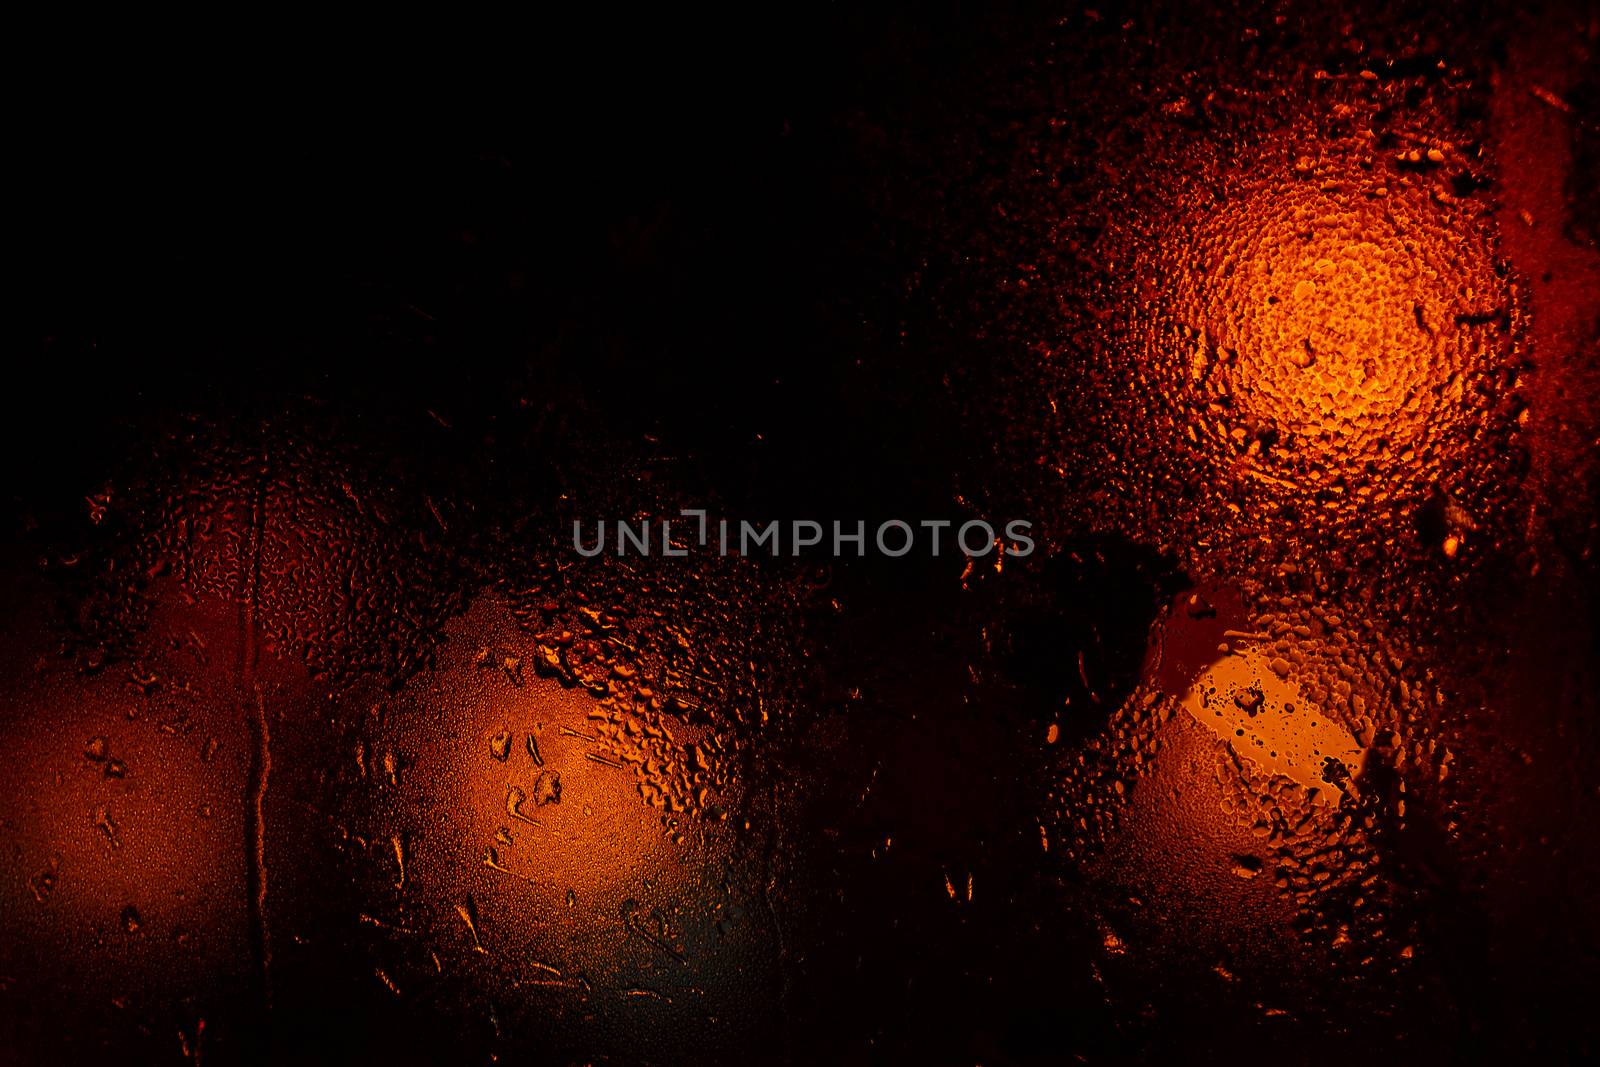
(1180, 647, 1363, 806)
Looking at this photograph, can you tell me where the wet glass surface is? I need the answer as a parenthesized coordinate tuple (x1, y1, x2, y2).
(6, 3, 1600, 1063)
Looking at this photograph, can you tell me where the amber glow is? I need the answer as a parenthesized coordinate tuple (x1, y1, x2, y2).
(1151, 150, 1514, 514)
(1180, 648, 1361, 806)
(323, 595, 769, 1032)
